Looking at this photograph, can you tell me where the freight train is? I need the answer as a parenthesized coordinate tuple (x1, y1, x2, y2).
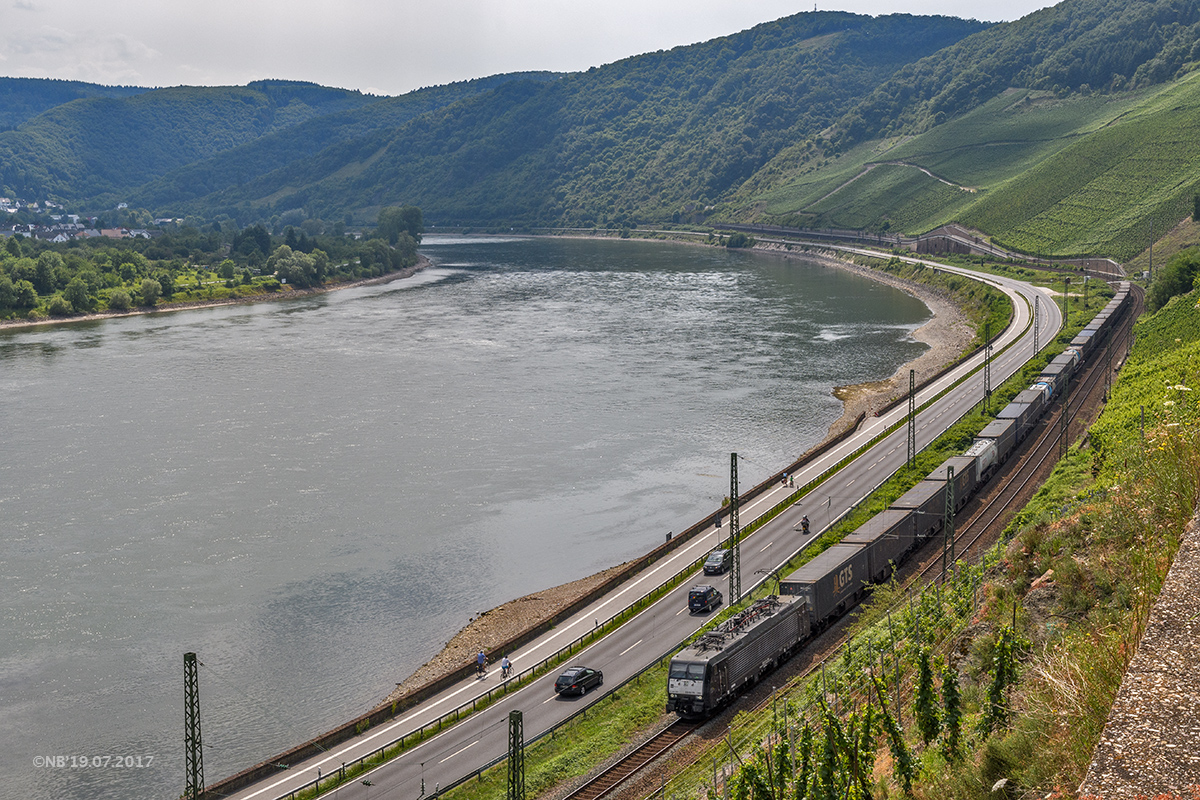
(667, 282, 1131, 718)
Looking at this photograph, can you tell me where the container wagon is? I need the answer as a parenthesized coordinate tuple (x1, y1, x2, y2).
(780, 543, 870, 625)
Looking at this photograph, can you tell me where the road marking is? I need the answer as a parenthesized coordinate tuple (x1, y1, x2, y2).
(759, 541, 773, 552)
(845, 478, 856, 487)
(542, 694, 558, 705)
(676, 606, 689, 616)
(620, 639, 643, 656)
(440, 740, 478, 764)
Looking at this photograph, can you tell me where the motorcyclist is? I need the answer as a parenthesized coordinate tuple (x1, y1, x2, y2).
(801, 515, 810, 534)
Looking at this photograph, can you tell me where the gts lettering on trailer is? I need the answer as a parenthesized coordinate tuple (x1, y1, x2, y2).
(835, 565, 854, 592)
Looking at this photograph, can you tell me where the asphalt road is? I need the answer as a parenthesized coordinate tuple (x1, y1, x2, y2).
(224, 259, 1063, 800)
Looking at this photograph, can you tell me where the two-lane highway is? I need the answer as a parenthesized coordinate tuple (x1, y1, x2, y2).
(225, 259, 1063, 800)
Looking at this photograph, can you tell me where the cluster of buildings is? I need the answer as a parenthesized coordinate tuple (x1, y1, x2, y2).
(0, 197, 164, 243)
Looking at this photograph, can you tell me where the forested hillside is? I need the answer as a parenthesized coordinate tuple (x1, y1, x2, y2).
(128, 72, 560, 211)
(168, 12, 986, 226)
(0, 80, 382, 203)
(8, 0, 1200, 257)
(0, 77, 148, 131)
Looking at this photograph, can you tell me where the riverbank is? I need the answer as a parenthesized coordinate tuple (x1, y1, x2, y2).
(0, 255, 431, 332)
(385, 242, 974, 702)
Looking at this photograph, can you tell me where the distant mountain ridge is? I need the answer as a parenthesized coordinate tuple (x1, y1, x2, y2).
(5, 0, 1200, 258)
(0, 76, 149, 131)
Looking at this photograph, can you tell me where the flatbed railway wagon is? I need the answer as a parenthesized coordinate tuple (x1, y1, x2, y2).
(666, 594, 810, 717)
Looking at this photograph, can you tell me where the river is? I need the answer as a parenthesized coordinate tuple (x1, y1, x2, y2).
(0, 235, 929, 800)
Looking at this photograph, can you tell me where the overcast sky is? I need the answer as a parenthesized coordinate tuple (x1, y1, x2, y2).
(2, 0, 1057, 96)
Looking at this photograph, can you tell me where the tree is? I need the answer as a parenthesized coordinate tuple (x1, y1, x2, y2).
(377, 205, 424, 245)
(63, 277, 92, 312)
(5, 235, 21, 257)
(0, 275, 13, 309)
(12, 279, 37, 309)
(139, 278, 161, 307)
(217, 259, 236, 280)
(1147, 247, 1200, 311)
(108, 289, 132, 311)
(267, 245, 318, 288)
(34, 251, 62, 294)
(233, 225, 271, 259)
(47, 295, 73, 316)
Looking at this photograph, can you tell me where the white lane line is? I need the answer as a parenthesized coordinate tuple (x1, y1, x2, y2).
(759, 542, 773, 552)
(542, 695, 558, 705)
(676, 606, 689, 616)
(846, 478, 856, 487)
(619, 639, 643, 657)
(439, 740, 478, 764)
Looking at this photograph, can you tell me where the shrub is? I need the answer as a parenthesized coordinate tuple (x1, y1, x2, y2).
(107, 290, 132, 311)
(47, 295, 73, 316)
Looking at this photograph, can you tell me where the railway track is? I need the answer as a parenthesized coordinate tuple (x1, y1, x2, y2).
(914, 280, 1143, 581)
(562, 719, 701, 800)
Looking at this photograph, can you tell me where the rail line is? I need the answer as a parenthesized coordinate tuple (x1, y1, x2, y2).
(562, 719, 701, 800)
(916, 280, 1143, 581)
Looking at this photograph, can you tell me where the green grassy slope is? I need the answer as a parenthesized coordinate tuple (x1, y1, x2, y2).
(743, 89, 1142, 231)
(960, 70, 1200, 259)
(741, 72, 1200, 260)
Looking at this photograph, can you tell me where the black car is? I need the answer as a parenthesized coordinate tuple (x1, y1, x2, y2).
(689, 585, 722, 613)
(554, 666, 603, 696)
(703, 549, 732, 575)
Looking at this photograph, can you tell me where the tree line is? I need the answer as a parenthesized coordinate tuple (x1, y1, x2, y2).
(0, 205, 422, 319)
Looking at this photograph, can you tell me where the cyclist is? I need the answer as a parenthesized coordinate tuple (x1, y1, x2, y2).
(475, 650, 487, 676)
(500, 655, 512, 679)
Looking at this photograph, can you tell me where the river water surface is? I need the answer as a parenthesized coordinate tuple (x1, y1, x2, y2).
(0, 236, 929, 800)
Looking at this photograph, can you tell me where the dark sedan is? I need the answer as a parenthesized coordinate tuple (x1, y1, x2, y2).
(554, 666, 603, 696)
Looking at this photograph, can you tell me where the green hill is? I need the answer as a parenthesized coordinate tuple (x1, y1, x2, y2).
(742, 68, 1200, 261)
(128, 72, 560, 213)
(0, 76, 148, 131)
(0, 80, 380, 202)
(167, 12, 987, 225)
(8, 0, 1200, 259)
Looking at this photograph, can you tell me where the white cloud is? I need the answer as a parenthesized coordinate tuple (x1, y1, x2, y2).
(3, 26, 160, 85)
(13, 0, 37, 10)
